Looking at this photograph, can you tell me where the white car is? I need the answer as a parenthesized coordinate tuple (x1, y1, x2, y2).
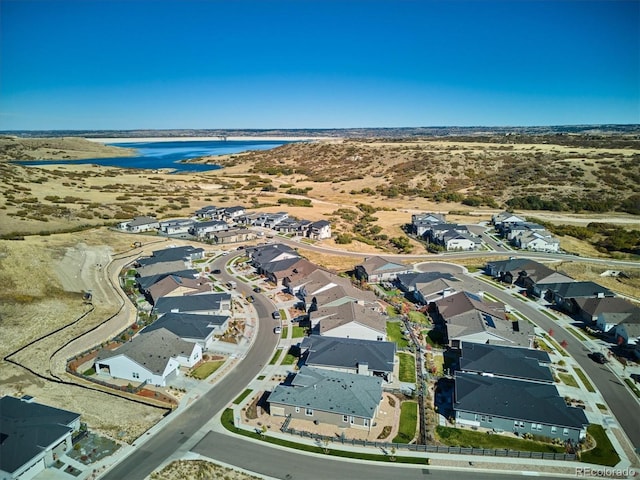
(273, 326, 282, 334)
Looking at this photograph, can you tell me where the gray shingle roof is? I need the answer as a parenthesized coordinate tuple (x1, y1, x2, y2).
(454, 372, 588, 429)
(300, 335, 396, 373)
(267, 367, 382, 419)
(153, 292, 231, 314)
(396, 272, 457, 290)
(357, 256, 409, 275)
(459, 342, 553, 383)
(137, 246, 204, 266)
(136, 269, 199, 290)
(95, 328, 197, 374)
(548, 281, 614, 299)
(0, 396, 80, 474)
(313, 302, 387, 335)
(141, 312, 228, 340)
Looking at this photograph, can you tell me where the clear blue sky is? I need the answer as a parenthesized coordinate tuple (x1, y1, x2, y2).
(1, 0, 638, 130)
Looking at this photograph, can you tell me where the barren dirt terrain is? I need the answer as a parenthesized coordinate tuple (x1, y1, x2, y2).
(0, 229, 168, 443)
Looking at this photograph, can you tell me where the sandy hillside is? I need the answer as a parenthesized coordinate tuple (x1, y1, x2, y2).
(0, 136, 135, 161)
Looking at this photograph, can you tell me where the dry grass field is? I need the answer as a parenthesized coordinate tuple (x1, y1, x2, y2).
(0, 134, 638, 446)
(0, 229, 166, 443)
(0, 136, 135, 161)
(150, 459, 262, 480)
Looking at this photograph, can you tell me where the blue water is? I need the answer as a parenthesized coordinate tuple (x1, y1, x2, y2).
(14, 139, 291, 173)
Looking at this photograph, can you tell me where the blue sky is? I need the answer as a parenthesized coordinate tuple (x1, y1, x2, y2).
(1, 0, 638, 129)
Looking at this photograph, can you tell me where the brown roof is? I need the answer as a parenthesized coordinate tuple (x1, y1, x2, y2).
(274, 258, 319, 282)
(314, 303, 387, 335)
(357, 256, 408, 275)
(147, 275, 212, 304)
(435, 291, 506, 322)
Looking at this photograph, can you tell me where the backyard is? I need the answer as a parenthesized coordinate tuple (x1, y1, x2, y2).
(387, 322, 409, 349)
(392, 401, 418, 443)
(397, 352, 416, 383)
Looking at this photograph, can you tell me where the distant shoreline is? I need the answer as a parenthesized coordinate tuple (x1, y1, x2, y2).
(86, 136, 336, 143)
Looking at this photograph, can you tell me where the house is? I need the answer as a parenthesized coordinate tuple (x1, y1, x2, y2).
(136, 245, 205, 266)
(458, 342, 553, 384)
(95, 328, 202, 386)
(545, 282, 614, 313)
(411, 212, 446, 237)
(153, 292, 232, 316)
(272, 258, 319, 288)
(189, 220, 229, 238)
(211, 229, 257, 244)
(454, 371, 588, 443)
(140, 312, 229, 350)
(427, 223, 470, 244)
(571, 297, 640, 330)
(145, 274, 212, 305)
(222, 206, 246, 221)
(492, 211, 527, 229)
(135, 260, 193, 278)
(0, 396, 81, 480)
(396, 272, 459, 304)
(441, 230, 481, 251)
(355, 256, 412, 283)
(300, 335, 396, 382)
(434, 291, 534, 348)
(117, 216, 160, 233)
(504, 222, 546, 241)
(308, 220, 332, 239)
(288, 270, 377, 311)
(248, 244, 299, 271)
(514, 230, 560, 253)
(310, 302, 387, 341)
(136, 269, 199, 292)
(610, 315, 640, 347)
(485, 258, 543, 284)
(267, 366, 383, 430)
(158, 218, 195, 235)
(194, 205, 220, 219)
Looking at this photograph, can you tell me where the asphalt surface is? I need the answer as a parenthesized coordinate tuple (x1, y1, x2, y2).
(101, 254, 279, 480)
(192, 431, 531, 480)
(100, 242, 639, 479)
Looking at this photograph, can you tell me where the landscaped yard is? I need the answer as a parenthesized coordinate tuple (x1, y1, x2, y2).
(281, 347, 298, 365)
(387, 322, 409, 349)
(291, 326, 307, 338)
(280, 327, 289, 339)
(423, 328, 445, 347)
(392, 401, 418, 443)
(269, 349, 282, 365)
(397, 352, 416, 383)
(190, 360, 225, 380)
(574, 367, 596, 392)
(580, 424, 620, 466)
(557, 372, 579, 388)
(435, 426, 564, 453)
(407, 311, 429, 325)
(233, 389, 253, 405)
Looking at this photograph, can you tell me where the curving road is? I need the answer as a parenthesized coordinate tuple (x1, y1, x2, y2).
(99, 242, 639, 479)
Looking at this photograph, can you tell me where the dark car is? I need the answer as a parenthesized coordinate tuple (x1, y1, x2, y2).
(211, 269, 221, 274)
(590, 352, 607, 364)
(253, 286, 262, 293)
(247, 295, 255, 303)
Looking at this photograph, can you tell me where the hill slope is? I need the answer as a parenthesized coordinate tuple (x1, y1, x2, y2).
(0, 136, 135, 161)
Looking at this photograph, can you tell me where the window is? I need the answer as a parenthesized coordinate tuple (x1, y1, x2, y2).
(364, 418, 369, 427)
(305, 408, 313, 416)
(343, 415, 348, 423)
(349, 416, 354, 424)
(563, 428, 569, 436)
(551, 426, 557, 434)
(377, 336, 383, 341)
(488, 416, 493, 423)
(132, 372, 139, 379)
(295, 407, 300, 413)
(480, 415, 486, 422)
(536, 424, 542, 431)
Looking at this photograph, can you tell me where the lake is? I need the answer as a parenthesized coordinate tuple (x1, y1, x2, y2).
(15, 139, 291, 173)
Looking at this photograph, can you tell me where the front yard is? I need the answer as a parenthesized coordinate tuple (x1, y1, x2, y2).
(435, 426, 565, 453)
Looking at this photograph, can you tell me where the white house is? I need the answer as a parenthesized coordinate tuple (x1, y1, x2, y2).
(0, 396, 81, 480)
(118, 216, 160, 233)
(159, 218, 195, 235)
(515, 231, 560, 252)
(311, 303, 387, 341)
(94, 329, 202, 387)
(308, 220, 332, 239)
(189, 220, 229, 238)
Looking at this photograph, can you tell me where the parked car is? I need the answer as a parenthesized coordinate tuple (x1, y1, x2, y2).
(211, 269, 221, 274)
(590, 352, 607, 364)
(272, 311, 281, 320)
(253, 286, 262, 293)
(247, 295, 255, 303)
(273, 326, 282, 334)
